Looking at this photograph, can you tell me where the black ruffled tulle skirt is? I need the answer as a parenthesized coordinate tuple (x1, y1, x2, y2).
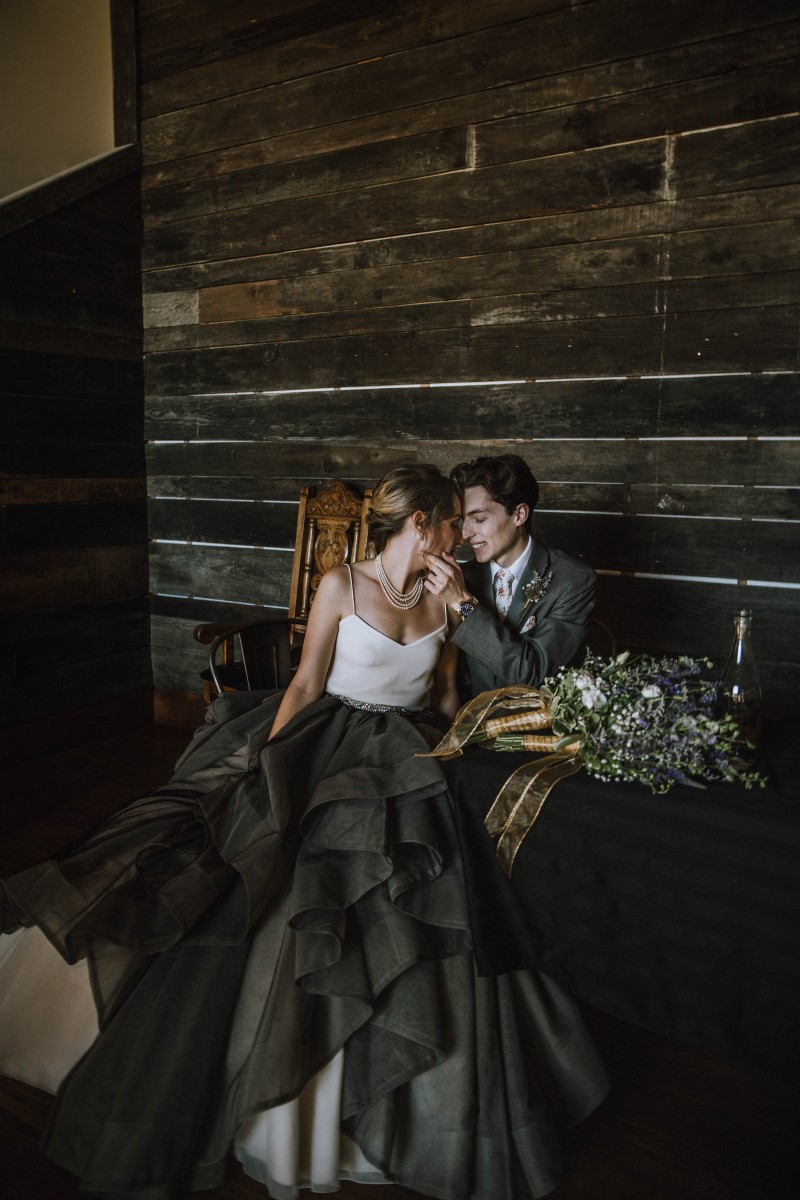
(0, 693, 608, 1199)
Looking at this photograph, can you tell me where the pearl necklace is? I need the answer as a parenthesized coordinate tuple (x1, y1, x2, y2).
(376, 552, 425, 610)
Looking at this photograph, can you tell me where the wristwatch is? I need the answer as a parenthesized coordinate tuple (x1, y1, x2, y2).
(454, 598, 477, 621)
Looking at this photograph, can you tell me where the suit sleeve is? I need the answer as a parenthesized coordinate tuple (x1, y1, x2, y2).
(451, 563, 598, 688)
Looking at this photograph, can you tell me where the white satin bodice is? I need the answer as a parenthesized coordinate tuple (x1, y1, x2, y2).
(324, 569, 447, 710)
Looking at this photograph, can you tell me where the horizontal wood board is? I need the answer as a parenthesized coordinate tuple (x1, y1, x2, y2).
(1, 170, 148, 726)
(139, 0, 800, 706)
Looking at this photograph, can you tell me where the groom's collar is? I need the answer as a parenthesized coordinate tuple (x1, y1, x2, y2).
(489, 536, 533, 584)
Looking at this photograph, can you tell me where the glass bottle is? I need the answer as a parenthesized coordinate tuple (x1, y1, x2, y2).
(717, 609, 762, 763)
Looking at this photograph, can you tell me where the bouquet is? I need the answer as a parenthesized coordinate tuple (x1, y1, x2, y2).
(480, 652, 765, 794)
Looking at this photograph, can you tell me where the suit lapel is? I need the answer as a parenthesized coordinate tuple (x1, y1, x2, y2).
(507, 541, 551, 630)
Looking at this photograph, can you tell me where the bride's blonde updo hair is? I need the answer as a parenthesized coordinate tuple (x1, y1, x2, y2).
(367, 464, 460, 553)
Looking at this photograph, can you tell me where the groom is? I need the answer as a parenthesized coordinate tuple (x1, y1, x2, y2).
(424, 454, 597, 697)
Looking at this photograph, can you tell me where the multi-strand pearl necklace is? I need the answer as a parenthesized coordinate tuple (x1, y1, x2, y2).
(376, 552, 425, 610)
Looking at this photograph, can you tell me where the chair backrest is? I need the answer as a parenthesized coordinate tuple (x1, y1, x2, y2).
(287, 481, 373, 640)
(208, 616, 293, 695)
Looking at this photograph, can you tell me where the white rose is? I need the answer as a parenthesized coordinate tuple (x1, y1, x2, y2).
(642, 685, 661, 699)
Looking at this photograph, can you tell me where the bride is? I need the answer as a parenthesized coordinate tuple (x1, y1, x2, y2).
(0, 464, 607, 1200)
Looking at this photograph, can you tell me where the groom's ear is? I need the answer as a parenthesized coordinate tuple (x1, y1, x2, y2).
(513, 503, 529, 528)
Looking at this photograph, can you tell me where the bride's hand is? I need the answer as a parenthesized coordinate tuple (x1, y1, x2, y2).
(423, 551, 470, 607)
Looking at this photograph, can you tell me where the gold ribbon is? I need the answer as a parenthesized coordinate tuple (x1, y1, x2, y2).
(420, 686, 550, 761)
(421, 686, 584, 876)
(484, 745, 582, 874)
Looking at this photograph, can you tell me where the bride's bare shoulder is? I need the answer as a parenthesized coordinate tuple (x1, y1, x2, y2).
(350, 559, 376, 579)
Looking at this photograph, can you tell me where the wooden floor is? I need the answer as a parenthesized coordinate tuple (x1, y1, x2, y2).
(1, 724, 798, 1200)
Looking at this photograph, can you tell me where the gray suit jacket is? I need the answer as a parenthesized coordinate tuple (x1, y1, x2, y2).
(452, 540, 597, 696)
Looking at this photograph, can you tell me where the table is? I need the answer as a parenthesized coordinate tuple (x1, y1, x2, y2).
(446, 722, 800, 1079)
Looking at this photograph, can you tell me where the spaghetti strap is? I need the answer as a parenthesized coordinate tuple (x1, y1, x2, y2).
(346, 563, 356, 615)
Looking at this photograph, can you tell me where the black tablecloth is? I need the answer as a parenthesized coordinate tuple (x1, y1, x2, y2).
(447, 723, 800, 1079)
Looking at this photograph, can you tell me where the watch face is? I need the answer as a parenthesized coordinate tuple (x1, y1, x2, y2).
(458, 601, 475, 618)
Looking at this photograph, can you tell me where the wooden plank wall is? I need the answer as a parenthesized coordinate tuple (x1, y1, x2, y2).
(140, 0, 800, 707)
(0, 156, 151, 732)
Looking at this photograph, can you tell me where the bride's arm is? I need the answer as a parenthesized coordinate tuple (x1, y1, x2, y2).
(429, 624, 461, 723)
(269, 568, 349, 739)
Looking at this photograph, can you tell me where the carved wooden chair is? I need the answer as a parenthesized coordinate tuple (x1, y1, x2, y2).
(194, 481, 373, 702)
(287, 481, 374, 647)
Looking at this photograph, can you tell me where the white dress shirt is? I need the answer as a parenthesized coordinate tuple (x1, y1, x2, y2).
(490, 537, 533, 606)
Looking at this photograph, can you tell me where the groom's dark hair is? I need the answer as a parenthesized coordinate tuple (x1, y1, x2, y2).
(450, 454, 539, 532)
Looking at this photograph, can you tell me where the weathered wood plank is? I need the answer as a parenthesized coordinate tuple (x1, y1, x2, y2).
(146, 301, 471, 350)
(477, 57, 800, 166)
(149, 593, 281, 624)
(8, 599, 150, 676)
(139, 2, 590, 159)
(0, 545, 149, 615)
(147, 474, 375, 502)
(5, 396, 143, 444)
(593, 574, 800, 704)
(0, 274, 142, 340)
(140, 0, 796, 163)
(535, 512, 799, 582)
(170, 229, 800, 337)
(7, 197, 142, 259)
(669, 221, 800, 280)
(1, 445, 145, 477)
(166, 271, 800, 355)
(148, 498, 298, 547)
(142, 140, 666, 267)
(570, 483, 800, 521)
(0, 146, 141, 238)
(0, 478, 146, 506)
(145, 301, 799, 391)
(139, 0, 402, 82)
(140, 19, 800, 183)
(150, 612, 212, 694)
(673, 112, 800, 198)
(426, 439, 800, 487)
(1, 651, 153, 727)
(145, 437, 800, 489)
(144, 375, 800, 443)
(110, 0, 140, 144)
(145, 441, 412, 486)
(149, 542, 294, 607)
(662, 306, 799, 374)
(0, 503, 147, 555)
(147, 484, 799, 542)
(139, 0, 579, 102)
(658, 374, 800, 436)
(142, 184, 800, 294)
(144, 129, 469, 228)
(665, 273, 800, 314)
(0, 235, 140, 298)
(0, 320, 142, 361)
(196, 235, 669, 323)
(145, 314, 670, 391)
(0, 349, 142, 399)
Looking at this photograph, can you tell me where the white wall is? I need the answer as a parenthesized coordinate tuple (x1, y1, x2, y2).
(0, 0, 114, 199)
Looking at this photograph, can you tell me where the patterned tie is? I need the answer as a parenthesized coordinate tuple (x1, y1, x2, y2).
(493, 568, 514, 622)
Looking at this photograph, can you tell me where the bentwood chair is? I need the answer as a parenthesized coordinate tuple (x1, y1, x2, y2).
(194, 481, 374, 702)
(197, 616, 294, 698)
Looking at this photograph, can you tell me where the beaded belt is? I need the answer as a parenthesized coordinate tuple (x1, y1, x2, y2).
(327, 692, 420, 716)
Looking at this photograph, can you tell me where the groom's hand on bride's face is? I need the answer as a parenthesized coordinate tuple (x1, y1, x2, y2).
(423, 552, 469, 606)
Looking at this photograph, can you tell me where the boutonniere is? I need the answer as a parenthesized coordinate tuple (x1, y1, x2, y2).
(520, 570, 553, 614)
